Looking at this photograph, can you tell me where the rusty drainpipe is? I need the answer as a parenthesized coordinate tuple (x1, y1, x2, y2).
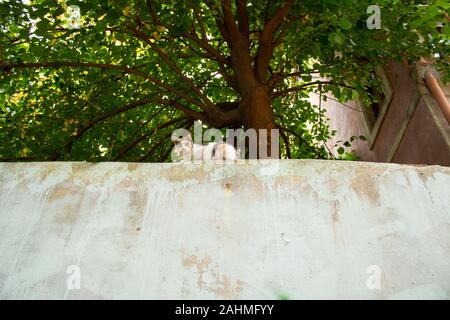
(424, 71, 450, 125)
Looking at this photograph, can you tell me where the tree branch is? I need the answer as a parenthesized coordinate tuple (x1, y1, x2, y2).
(156, 98, 207, 121)
(278, 125, 291, 159)
(264, 0, 272, 23)
(236, 0, 250, 38)
(129, 27, 216, 112)
(222, 0, 241, 37)
(0, 61, 206, 110)
(208, 1, 256, 94)
(112, 116, 186, 161)
(193, 6, 207, 40)
(274, 16, 295, 45)
(255, 0, 295, 83)
(272, 81, 355, 98)
(47, 97, 157, 160)
(183, 33, 237, 90)
(138, 119, 192, 162)
(137, 132, 173, 162)
(275, 121, 321, 158)
(262, 0, 295, 37)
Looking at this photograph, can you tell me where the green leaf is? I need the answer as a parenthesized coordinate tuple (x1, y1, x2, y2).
(36, 19, 50, 32)
(329, 31, 345, 46)
(339, 19, 353, 30)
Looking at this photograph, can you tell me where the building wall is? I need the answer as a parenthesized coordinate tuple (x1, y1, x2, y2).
(324, 62, 450, 166)
(393, 97, 450, 165)
(0, 161, 449, 299)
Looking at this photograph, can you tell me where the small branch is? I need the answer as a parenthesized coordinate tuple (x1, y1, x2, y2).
(158, 144, 174, 162)
(112, 116, 186, 161)
(311, 92, 363, 112)
(146, 0, 160, 24)
(130, 27, 216, 112)
(278, 126, 291, 159)
(276, 121, 322, 158)
(323, 142, 337, 160)
(156, 98, 207, 121)
(138, 132, 172, 162)
(47, 97, 156, 160)
(272, 81, 355, 98)
(444, 12, 450, 22)
(182, 33, 237, 89)
(255, 0, 295, 82)
(0, 61, 206, 109)
(262, 0, 295, 38)
(138, 119, 192, 162)
(264, 0, 272, 23)
(236, 0, 250, 38)
(193, 6, 207, 40)
(222, 0, 241, 37)
(272, 81, 322, 97)
(274, 16, 295, 45)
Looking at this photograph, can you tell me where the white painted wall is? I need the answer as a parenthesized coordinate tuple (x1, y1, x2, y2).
(0, 161, 449, 299)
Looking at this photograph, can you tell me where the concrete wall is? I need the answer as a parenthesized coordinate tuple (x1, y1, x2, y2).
(1, 161, 450, 299)
(324, 62, 450, 166)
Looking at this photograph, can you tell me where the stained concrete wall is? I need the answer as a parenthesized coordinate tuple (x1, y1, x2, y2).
(0, 161, 449, 300)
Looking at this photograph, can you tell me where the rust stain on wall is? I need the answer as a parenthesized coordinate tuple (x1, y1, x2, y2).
(331, 201, 340, 224)
(161, 165, 208, 182)
(350, 172, 381, 206)
(182, 253, 243, 299)
(331, 200, 341, 245)
(127, 163, 139, 171)
(208, 275, 244, 300)
(182, 253, 213, 290)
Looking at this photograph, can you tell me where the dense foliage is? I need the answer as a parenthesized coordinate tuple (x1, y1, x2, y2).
(0, 0, 448, 161)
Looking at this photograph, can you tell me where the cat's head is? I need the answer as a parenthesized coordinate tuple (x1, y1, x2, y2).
(171, 130, 193, 161)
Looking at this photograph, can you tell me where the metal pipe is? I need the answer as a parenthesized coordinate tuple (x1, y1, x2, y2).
(424, 71, 450, 125)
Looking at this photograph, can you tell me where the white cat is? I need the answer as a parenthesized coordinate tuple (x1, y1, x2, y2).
(171, 132, 239, 161)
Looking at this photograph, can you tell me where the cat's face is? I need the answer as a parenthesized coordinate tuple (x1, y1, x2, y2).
(171, 133, 193, 160)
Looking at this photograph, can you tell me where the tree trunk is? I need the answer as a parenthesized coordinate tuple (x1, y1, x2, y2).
(238, 84, 277, 159)
(209, 12, 281, 159)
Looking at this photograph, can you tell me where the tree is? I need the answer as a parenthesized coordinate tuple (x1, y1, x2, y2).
(0, 0, 448, 161)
